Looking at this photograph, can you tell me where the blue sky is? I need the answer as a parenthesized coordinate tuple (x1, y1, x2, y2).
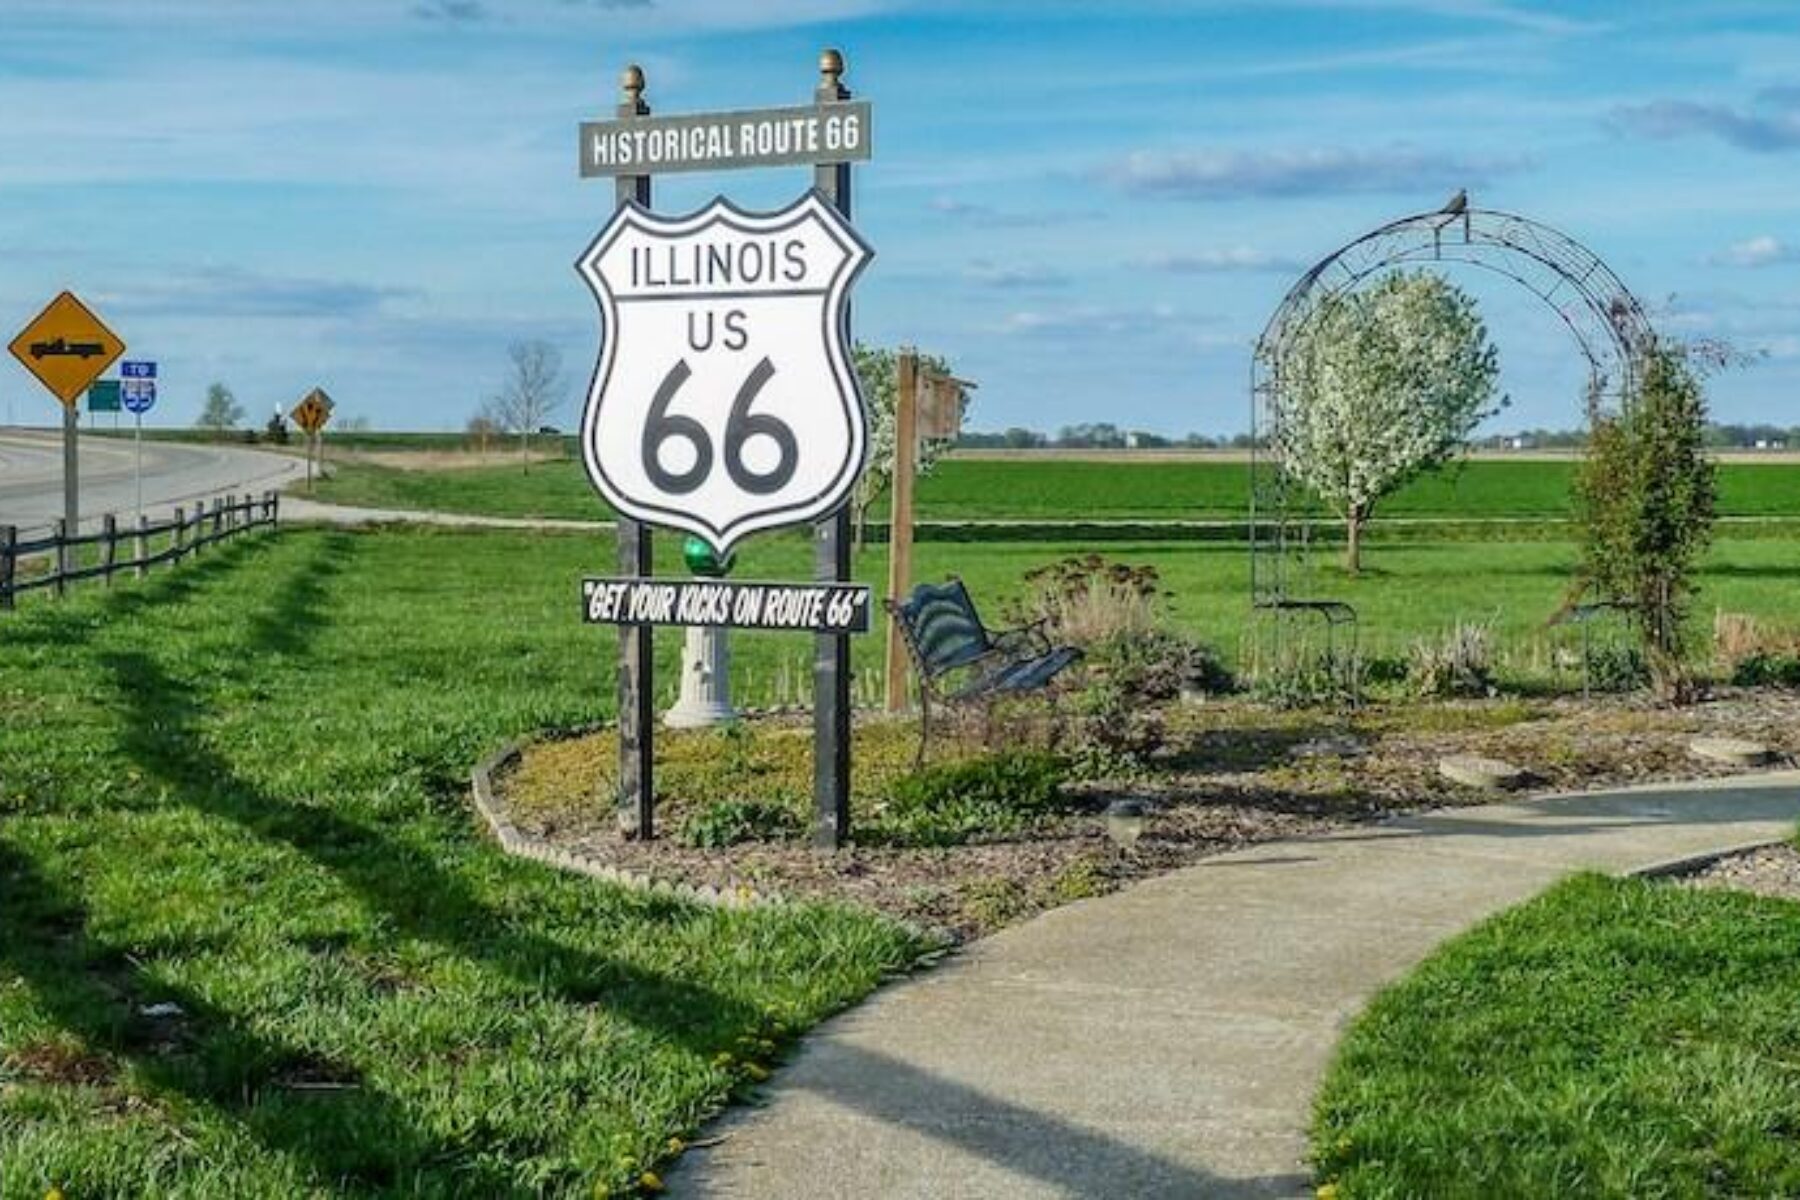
(1, 0, 1797, 436)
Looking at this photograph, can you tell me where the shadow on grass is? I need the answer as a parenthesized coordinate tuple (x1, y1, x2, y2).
(0, 839, 521, 1195)
(6, 532, 764, 1192)
(0, 532, 284, 652)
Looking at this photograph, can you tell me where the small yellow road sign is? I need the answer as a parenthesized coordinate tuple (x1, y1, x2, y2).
(8, 291, 126, 407)
(291, 387, 334, 435)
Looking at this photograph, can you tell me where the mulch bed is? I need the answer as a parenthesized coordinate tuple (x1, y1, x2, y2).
(489, 688, 1800, 942)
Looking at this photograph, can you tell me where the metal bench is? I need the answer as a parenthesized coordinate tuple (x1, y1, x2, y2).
(887, 578, 1083, 766)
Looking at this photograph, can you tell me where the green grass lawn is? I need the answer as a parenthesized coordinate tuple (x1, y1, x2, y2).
(0, 528, 927, 1197)
(310, 457, 1800, 525)
(1313, 873, 1800, 1197)
(86, 526, 1781, 710)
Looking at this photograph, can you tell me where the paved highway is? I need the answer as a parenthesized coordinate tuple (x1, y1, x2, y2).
(0, 428, 303, 535)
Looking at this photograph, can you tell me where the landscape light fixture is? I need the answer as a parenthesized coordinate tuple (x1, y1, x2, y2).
(1104, 798, 1148, 851)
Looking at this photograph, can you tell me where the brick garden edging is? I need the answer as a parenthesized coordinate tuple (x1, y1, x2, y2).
(468, 740, 776, 910)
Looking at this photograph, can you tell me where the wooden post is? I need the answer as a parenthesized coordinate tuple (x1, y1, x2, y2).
(270, 490, 280, 527)
(172, 506, 186, 561)
(134, 514, 148, 579)
(101, 514, 117, 587)
(614, 63, 658, 840)
(211, 498, 223, 542)
(52, 519, 67, 598)
(885, 348, 919, 713)
(1, 525, 15, 611)
(812, 47, 855, 849)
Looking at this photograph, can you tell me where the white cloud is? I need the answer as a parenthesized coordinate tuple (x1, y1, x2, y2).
(963, 260, 1070, 289)
(1103, 146, 1529, 201)
(1141, 248, 1308, 274)
(1707, 235, 1800, 268)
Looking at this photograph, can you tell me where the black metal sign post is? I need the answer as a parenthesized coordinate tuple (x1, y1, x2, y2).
(579, 52, 870, 848)
(613, 65, 656, 839)
(812, 50, 854, 849)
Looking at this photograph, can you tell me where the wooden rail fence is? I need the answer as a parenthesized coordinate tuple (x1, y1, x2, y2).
(1, 491, 280, 610)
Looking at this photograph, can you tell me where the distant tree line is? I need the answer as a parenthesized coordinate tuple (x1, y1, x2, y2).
(955, 423, 1266, 451)
(957, 420, 1798, 453)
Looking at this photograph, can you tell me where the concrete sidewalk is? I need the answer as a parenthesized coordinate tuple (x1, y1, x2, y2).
(668, 771, 1800, 1199)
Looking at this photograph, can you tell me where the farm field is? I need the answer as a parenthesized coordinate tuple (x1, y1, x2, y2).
(0, 529, 925, 1197)
(309, 455, 1800, 525)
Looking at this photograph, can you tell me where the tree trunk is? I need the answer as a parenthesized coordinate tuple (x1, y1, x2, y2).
(521, 426, 531, 473)
(1345, 510, 1364, 575)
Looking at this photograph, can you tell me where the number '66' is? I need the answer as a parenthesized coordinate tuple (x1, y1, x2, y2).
(642, 356, 799, 497)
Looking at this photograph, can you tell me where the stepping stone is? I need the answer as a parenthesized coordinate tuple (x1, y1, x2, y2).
(1438, 754, 1526, 790)
(1690, 737, 1773, 768)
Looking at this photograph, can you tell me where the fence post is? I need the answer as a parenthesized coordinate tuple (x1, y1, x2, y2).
(212, 499, 223, 542)
(270, 490, 280, 527)
(135, 514, 149, 580)
(1, 525, 15, 611)
(173, 506, 186, 561)
(53, 519, 67, 598)
(102, 515, 118, 587)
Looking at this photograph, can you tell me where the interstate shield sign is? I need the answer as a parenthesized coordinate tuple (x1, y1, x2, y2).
(577, 191, 873, 553)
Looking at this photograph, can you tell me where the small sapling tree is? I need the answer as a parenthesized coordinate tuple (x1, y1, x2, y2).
(1278, 271, 1504, 573)
(1574, 346, 1717, 699)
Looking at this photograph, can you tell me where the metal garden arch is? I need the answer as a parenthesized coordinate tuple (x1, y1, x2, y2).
(1247, 202, 1656, 682)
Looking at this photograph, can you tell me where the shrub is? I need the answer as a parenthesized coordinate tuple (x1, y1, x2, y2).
(1010, 554, 1162, 646)
(1584, 642, 1650, 693)
(1088, 627, 1234, 702)
(1067, 677, 1161, 778)
(1731, 653, 1800, 689)
(677, 798, 802, 849)
(865, 750, 1065, 848)
(1406, 622, 1494, 698)
(1714, 610, 1800, 687)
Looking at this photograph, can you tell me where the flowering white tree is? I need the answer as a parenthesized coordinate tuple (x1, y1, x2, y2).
(1278, 271, 1504, 573)
(851, 343, 959, 546)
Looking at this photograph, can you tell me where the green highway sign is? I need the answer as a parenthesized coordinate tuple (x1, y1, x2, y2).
(87, 379, 121, 413)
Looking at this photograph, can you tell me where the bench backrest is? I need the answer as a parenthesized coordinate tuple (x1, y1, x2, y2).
(892, 579, 992, 678)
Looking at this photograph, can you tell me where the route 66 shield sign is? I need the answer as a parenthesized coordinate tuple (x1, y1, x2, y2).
(576, 191, 873, 553)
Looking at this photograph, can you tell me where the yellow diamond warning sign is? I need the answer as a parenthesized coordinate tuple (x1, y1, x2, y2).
(290, 387, 334, 435)
(8, 291, 126, 408)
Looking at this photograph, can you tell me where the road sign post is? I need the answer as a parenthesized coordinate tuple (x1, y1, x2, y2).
(290, 388, 335, 492)
(122, 363, 157, 521)
(612, 66, 657, 839)
(8, 292, 126, 575)
(576, 52, 874, 847)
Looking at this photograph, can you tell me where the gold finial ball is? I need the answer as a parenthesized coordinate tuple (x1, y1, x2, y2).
(819, 48, 844, 79)
(620, 63, 645, 94)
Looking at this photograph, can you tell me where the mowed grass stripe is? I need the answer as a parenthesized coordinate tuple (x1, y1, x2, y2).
(0, 529, 925, 1197)
(312, 457, 1800, 524)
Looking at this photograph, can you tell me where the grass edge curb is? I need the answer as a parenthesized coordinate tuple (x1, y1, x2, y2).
(469, 739, 774, 910)
(1627, 835, 1794, 880)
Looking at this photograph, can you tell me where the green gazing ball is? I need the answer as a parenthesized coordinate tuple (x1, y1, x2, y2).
(683, 537, 733, 578)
